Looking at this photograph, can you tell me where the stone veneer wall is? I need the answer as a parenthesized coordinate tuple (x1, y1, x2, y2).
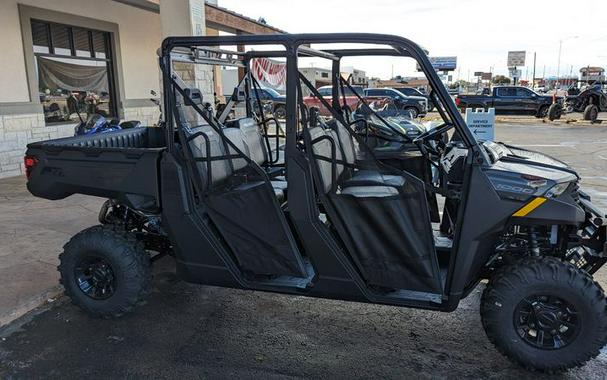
(0, 106, 162, 179)
(0, 111, 75, 178)
(123, 106, 161, 127)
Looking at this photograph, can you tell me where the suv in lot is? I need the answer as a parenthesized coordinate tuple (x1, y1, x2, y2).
(363, 87, 428, 117)
(302, 85, 364, 116)
(394, 87, 435, 112)
(255, 87, 287, 119)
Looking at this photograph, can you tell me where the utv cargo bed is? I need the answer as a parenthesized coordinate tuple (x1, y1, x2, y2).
(25, 127, 165, 212)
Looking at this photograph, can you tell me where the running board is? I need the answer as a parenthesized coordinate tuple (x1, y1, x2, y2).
(386, 289, 443, 304)
(252, 259, 316, 289)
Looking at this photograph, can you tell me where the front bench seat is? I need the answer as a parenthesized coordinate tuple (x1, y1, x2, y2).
(324, 119, 405, 188)
(308, 126, 399, 197)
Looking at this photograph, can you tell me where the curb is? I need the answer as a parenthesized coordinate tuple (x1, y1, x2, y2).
(0, 285, 63, 328)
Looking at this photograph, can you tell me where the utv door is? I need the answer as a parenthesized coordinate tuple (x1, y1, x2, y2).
(305, 120, 443, 295)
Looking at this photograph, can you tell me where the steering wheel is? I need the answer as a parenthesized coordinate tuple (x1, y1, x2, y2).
(412, 122, 453, 155)
(412, 122, 452, 144)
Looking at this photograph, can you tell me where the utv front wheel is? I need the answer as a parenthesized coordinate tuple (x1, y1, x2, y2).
(481, 257, 607, 372)
(58, 225, 152, 318)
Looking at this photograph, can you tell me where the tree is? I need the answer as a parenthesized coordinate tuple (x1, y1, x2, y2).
(450, 80, 469, 89)
(492, 75, 511, 85)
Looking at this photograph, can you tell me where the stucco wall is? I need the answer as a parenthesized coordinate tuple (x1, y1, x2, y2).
(0, 2, 32, 103)
(0, 0, 162, 104)
(0, 0, 164, 178)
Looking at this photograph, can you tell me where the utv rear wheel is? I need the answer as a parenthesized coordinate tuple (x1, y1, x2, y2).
(58, 225, 152, 318)
(481, 257, 607, 372)
(583, 104, 599, 122)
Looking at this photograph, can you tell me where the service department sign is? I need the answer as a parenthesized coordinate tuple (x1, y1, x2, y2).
(465, 108, 495, 141)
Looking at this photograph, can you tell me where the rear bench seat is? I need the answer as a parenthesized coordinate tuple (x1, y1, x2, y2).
(185, 120, 288, 201)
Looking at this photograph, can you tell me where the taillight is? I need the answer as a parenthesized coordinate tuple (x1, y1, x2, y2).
(455, 97, 461, 106)
(24, 155, 38, 179)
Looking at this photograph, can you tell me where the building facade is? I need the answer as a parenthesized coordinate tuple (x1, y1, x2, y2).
(0, 0, 282, 178)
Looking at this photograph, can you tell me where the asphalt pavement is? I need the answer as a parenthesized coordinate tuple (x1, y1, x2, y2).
(1, 120, 606, 379)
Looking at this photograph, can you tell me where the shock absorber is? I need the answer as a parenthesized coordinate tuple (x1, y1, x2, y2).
(528, 226, 540, 257)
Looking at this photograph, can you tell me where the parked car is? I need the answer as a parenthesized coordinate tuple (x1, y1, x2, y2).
(455, 86, 559, 118)
(302, 85, 364, 116)
(393, 87, 435, 112)
(363, 87, 428, 118)
(254, 87, 287, 119)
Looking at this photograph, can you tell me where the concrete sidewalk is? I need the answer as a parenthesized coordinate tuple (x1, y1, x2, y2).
(0, 175, 102, 326)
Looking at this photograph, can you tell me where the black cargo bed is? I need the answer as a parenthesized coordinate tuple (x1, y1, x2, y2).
(25, 127, 166, 212)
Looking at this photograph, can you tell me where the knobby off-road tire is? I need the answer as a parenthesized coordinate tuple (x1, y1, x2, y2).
(481, 257, 607, 372)
(58, 225, 152, 319)
(583, 104, 599, 122)
(547, 103, 562, 121)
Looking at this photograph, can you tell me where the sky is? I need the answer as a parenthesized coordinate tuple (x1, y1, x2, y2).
(219, 0, 607, 81)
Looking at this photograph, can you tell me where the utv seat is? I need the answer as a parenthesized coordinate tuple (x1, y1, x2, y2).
(308, 126, 400, 197)
(224, 117, 288, 197)
(227, 117, 284, 167)
(316, 118, 405, 189)
(185, 125, 286, 201)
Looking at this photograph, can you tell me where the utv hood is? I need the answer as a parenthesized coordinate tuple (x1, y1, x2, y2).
(483, 141, 579, 183)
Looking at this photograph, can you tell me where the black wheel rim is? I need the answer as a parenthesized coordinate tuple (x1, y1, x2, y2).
(275, 107, 286, 119)
(74, 256, 116, 300)
(514, 295, 579, 350)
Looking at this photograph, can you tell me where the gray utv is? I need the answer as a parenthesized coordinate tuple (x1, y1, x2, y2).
(25, 33, 607, 372)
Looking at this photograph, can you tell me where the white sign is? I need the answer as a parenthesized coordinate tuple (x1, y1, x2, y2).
(465, 108, 495, 141)
(507, 51, 526, 68)
(509, 69, 522, 79)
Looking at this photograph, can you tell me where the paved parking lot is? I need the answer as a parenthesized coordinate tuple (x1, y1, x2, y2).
(1, 120, 606, 379)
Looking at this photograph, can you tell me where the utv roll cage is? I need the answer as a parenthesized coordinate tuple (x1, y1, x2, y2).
(156, 33, 494, 311)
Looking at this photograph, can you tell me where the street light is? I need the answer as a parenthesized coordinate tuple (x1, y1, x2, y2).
(556, 36, 578, 89)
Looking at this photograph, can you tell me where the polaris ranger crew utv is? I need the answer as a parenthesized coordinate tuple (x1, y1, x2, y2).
(25, 33, 607, 372)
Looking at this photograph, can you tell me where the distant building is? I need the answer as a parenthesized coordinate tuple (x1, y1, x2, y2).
(580, 67, 605, 84)
(375, 77, 429, 91)
(299, 67, 332, 88)
(341, 66, 368, 86)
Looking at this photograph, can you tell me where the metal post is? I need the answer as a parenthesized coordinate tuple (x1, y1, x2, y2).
(532, 52, 536, 90)
(556, 39, 562, 89)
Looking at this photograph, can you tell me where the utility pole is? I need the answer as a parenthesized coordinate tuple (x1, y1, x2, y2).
(556, 39, 562, 89)
(556, 36, 579, 90)
(532, 52, 537, 89)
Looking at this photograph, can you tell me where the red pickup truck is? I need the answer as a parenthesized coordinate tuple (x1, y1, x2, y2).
(303, 85, 365, 116)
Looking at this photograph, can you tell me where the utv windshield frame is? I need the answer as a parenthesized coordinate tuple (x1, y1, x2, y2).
(160, 33, 482, 160)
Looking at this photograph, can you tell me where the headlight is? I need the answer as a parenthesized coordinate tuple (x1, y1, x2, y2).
(546, 182, 570, 198)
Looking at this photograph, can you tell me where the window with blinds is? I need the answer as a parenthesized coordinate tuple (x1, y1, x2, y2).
(31, 20, 109, 59)
(31, 20, 116, 124)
